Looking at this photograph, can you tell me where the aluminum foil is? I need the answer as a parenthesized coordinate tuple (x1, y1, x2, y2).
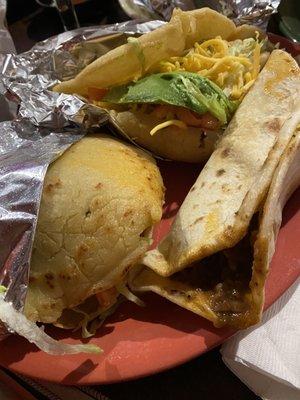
(119, 0, 281, 28)
(119, 0, 195, 20)
(0, 19, 164, 338)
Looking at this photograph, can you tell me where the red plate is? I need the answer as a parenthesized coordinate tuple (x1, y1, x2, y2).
(0, 36, 299, 385)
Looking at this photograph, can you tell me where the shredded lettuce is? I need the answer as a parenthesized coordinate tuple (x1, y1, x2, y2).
(90, 302, 121, 336)
(103, 72, 237, 125)
(0, 294, 102, 355)
(0, 282, 144, 349)
(228, 38, 258, 57)
(72, 284, 144, 338)
(73, 300, 121, 339)
(72, 307, 103, 339)
(229, 37, 269, 58)
(117, 283, 145, 307)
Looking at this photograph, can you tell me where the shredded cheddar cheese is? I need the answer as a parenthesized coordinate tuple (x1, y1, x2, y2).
(251, 42, 261, 80)
(152, 35, 265, 101)
(150, 120, 187, 135)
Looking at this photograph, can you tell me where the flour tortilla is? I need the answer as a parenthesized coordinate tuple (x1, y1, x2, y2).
(24, 134, 164, 325)
(132, 130, 300, 328)
(131, 50, 300, 328)
(250, 129, 300, 320)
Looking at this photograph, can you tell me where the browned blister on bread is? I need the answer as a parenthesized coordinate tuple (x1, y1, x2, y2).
(24, 135, 164, 325)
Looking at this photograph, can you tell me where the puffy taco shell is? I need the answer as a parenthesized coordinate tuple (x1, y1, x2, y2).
(24, 134, 164, 325)
(53, 8, 236, 96)
(109, 109, 222, 163)
(54, 9, 268, 163)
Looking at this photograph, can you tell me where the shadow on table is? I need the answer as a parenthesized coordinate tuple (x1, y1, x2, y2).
(61, 359, 98, 384)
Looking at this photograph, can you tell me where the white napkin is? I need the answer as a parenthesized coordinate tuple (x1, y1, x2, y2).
(221, 277, 300, 400)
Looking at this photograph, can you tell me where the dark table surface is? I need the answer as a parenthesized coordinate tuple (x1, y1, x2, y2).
(4, 1, 288, 398)
(99, 348, 259, 400)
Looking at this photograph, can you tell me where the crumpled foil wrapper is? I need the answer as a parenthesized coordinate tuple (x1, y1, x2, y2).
(0, 19, 164, 338)
(119, 0, 281, 28)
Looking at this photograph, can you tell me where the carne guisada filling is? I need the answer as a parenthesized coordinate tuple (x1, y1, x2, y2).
(160, 215, 259, 328)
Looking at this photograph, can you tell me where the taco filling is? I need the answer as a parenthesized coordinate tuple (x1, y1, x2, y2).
(53, 8, 271, 162)
(89, 36, 268, 135)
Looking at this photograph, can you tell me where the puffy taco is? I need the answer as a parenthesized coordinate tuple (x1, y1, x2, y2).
(131, 50, 300, 329)
(54, 8, 271, 163)
(24, 134, 164, 337)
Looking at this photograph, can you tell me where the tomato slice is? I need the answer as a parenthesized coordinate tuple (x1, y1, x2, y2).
(152, 105, 176, 119)
(88, 87, 108, 101)
(175, 108, 220, 130)
(96, 287, 118, 309)
(152, 105, 220, 130)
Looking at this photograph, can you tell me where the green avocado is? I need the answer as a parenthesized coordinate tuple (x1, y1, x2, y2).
(103, 71, 238, 125)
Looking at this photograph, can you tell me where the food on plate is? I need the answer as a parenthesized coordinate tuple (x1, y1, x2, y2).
(54, 8, 271, 162)
(131, 50, 300, 328)
(23, 134, 164, 338)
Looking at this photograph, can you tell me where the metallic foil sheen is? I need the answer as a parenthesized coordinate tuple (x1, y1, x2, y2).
(0, 20, 161, 336)
(119, 0, 281, 28)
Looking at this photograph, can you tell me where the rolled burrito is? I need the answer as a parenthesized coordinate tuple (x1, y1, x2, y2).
(24, 134, 164, 336)
(131, 49, 300, 328)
